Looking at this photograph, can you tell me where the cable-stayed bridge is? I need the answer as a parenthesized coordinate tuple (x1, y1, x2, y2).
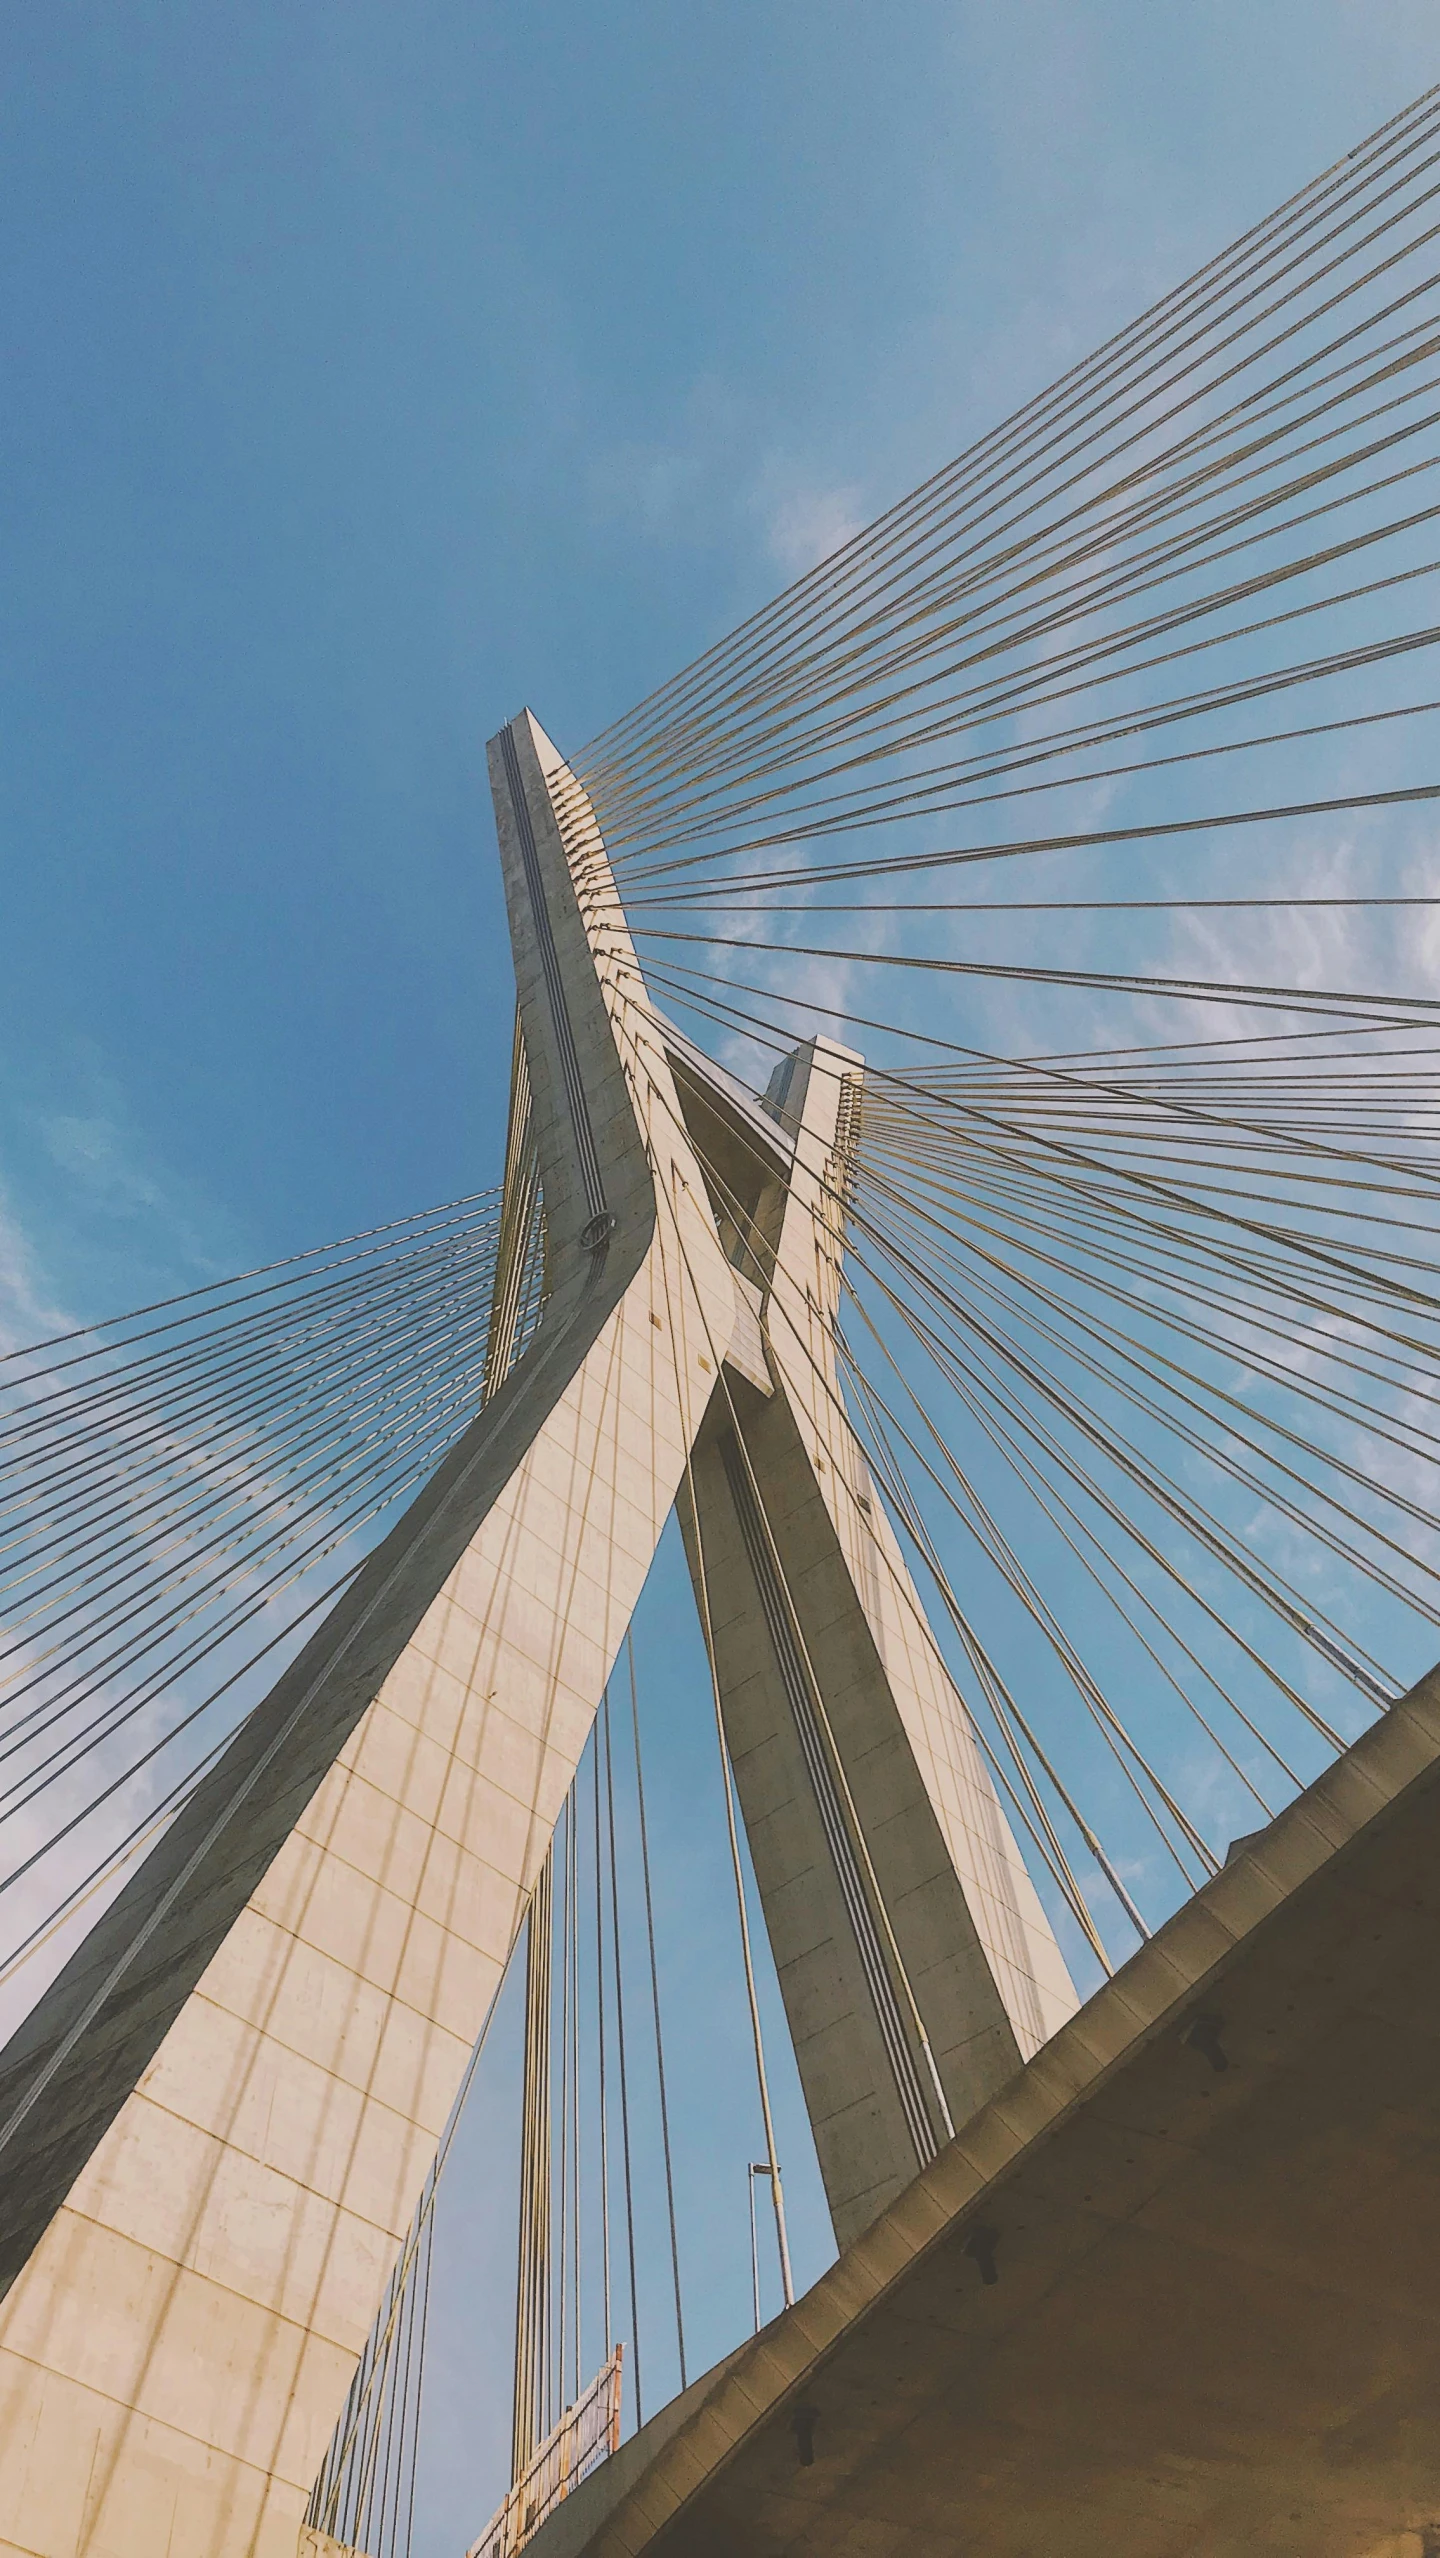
(3, 81, 1440, 2558)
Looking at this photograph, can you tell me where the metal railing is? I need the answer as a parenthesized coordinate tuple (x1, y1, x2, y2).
(467, 2347, 624, 2558)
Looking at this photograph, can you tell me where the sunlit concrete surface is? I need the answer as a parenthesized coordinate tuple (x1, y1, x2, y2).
(528, 1665, 1440, 2558)
(0, 715, 740, 2558)
(0, 715, 1075, 2558)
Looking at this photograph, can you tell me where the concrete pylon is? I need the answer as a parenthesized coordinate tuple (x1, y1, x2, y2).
(675, 1034, 1076, 2244)
(0, 715, 735, 2558)
(0, 713, 1071, 2556)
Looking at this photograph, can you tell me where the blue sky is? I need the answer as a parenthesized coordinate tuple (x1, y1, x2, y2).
(3, 6, 1440, 2548)
(2, 0, 1436, 1332)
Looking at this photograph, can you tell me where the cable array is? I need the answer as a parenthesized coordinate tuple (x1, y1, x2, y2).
(0, 1188, 545, 2005)
(570, 81, 1440, 915)
(294, 81, 1440, 2554)
(541, 79, 1440, 1967)
(604, 912, 1440, 1957)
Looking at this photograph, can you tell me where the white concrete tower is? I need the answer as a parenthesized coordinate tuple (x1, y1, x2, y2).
(0, 715, 1072, 2558)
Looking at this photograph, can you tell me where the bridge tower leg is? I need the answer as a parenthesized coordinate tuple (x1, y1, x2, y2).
(676, 1034, 1076, 2246)
(0, 714, 737, 2558)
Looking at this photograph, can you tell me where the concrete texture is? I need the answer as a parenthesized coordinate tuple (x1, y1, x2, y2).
(522, 1659, 1440, 2558)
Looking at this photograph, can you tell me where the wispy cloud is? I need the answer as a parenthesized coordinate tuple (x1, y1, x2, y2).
(0, 1189, 70, 1359)
(0, 1045, 244, 1334)
(588, 375, 871, 609)
(37, 1090, 236, 1281)
(40, 1112, 170, 1217)
(585, 376, 750, 548)
(761, 478, 866, 580)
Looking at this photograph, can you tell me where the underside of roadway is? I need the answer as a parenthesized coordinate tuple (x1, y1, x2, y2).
(525, 1665, 1440, 2558)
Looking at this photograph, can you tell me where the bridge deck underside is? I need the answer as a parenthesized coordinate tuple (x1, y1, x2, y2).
(531, 1674, 1440, 2558)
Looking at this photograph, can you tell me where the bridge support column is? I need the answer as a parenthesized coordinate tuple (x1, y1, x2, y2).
(0, 715, 737, 2558)
(680, 1036, 1075, 2244)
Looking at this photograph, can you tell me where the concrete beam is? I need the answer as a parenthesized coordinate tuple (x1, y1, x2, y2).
(523, 1664, 1440, 2558)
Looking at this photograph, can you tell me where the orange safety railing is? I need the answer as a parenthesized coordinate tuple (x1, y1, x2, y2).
(467, 2346, 624, 2558)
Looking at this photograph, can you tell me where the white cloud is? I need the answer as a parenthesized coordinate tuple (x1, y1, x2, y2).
(587, 374, 869, 607)
(0, 1193, 70, 1359)
(587, 437, 712, 543)
(763, 481, 866, 580)
(40, 1112, 167, 1216)
(585, 375, 749, 547)
(26, 1071, 239, 1287)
